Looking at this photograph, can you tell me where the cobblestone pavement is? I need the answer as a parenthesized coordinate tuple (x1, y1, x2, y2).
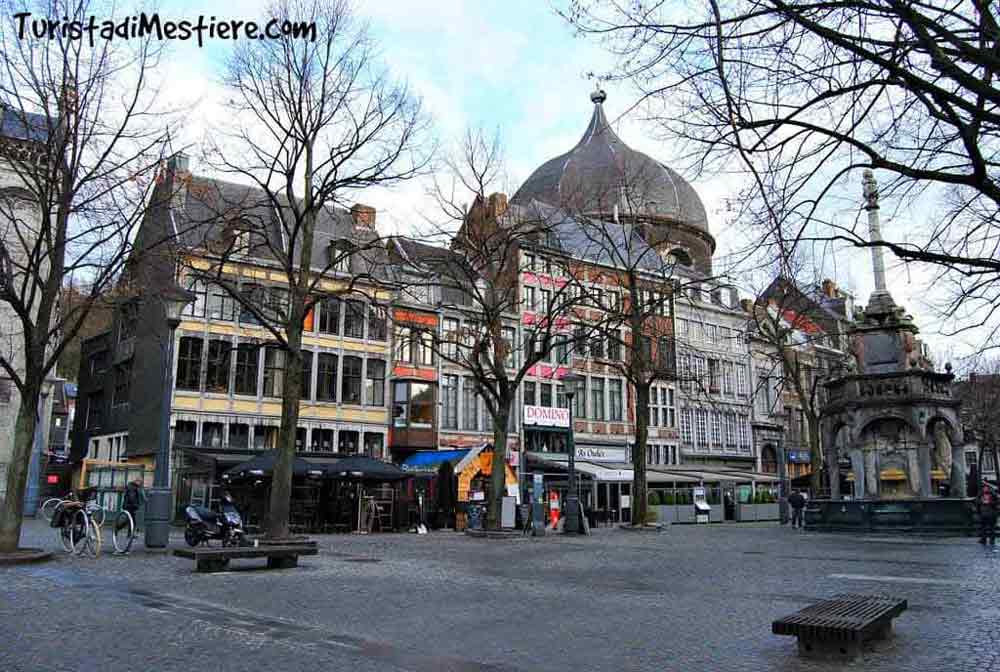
(2, 519, 999, 672)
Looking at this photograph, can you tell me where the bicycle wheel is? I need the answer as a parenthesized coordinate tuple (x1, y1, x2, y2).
(89, 504, 106, 527)
(112, 510, 135, 554)
(86, 516, 102, 557)
(68, 510, 88, 554)
(58, 508, 76, 553)
(40, 498, 61, 521)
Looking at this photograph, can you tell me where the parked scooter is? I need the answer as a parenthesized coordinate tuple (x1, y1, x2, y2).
(183, 492, 246, 547)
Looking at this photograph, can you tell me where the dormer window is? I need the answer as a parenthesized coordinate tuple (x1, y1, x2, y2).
(329, 239, 354, 273)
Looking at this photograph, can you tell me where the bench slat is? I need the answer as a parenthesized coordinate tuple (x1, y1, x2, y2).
(773, 594, 906, 642)
(174, 546, 318, 560)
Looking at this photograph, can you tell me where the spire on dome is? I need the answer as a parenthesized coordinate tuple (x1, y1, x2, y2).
(590, 86, 607, 104)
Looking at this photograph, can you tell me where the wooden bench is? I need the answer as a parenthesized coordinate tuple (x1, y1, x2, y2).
(173, 544, 318, 573)
(772, 594, 907, 660)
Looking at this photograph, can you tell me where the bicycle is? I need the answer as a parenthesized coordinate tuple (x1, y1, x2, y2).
(50, 493, 102, 557)
(111, 509, 137, 554)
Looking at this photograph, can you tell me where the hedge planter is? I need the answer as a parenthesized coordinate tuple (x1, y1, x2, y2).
(737, 503, 780, 522)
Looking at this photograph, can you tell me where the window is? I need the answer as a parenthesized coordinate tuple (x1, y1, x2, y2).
(609, 379, 623, 422)
(341, 356, 362, 404)
(369, 305, 387, 341)
(723, 361, 735, 396)
(253, 424, 278, 450)
(524, 286, 536, 311)
(395, 326, 413, 363)
(175, 420, 196, 446)
(203, 422, 224, 448)
(667, 388, 676, 428)
(364, 433, 384, 460)
(205, 340, 231, 393)
(523, 381, 537, 407)
(573, 377, 587, 418)
(696, 408, 708, 448)
(264, 287, 289, 321)
(680, 408, 692, 445)
(556, 384, 568, 409)
(339, 430, 360, 454)
(554, 336, 570, 365)
(462, 378, 478, 430)
(183, 278, 207, 318)
(442, 375, 459, 429)
(207, 284, 235, 321)
(113, 362, 131, 408)
(502, 326, 517, 368)
(176, 337, 203, 391)
(657, 336, 673, 371)
(608, 330, 622, 361)
(296, 427, 307, 451)
(344, 300, 365, 339)
(739, 414, 751, 453)
(263, 346, 285, 397)
(318, 297, 341, 334)
(725, 412, 737, 448)
(591, 377, 605, 421)
(86, 393, 104, 429)
(0, 378, 11, 404)
(590, 333, 605, 359)
(366, 359, 385, 406)
(229, 423, 249, 449)
(300, 350, 313, 400)
(708, 359, 721, 393)
(239, 284, 263, 325)
(311, 428, 334, 452)
(540, 383, 553, 408)
(574, 326, 588, 358)
(540, 289, 551, 314)
(442, 318, 460, 360)
(417, 331, 434, 366)
(410, 383, 435, 427)
(119, 302, 139, 342)
(234, 344, 259, 396)
(711, 411, 723, 448)
(736, 364, 749, 397)
(317, 354, 338, 401)
(393, 382, 409, 427)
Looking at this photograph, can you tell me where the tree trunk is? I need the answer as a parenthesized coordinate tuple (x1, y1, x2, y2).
(632, 383, 650, 526)
(0, 382, 41, 552)
(486, 400, 510, 530)
(807, 413, 823, 496)
(266, 337, 303, 540)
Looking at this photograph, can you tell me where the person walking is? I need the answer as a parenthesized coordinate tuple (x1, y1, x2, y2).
(788, 489, 806, 529)
(121, 479, 145, 527)
(978, 479, 997, 545)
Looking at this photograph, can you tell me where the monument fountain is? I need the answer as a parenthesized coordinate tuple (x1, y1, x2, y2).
(807, 170, 976, 534)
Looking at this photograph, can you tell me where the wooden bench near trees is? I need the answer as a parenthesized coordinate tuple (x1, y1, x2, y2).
(772, 594, 907, 660)
(174, 542, 318, 573)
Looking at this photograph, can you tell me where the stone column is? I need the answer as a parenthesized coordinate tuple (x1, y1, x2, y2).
(851, 447, 866, 499)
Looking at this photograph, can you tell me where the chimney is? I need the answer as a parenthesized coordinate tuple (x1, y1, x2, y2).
(350, 204, 376, 230)
(822, 278, 837, 298)
(739, 298, 753, 313)
(487, 192, 508, 219)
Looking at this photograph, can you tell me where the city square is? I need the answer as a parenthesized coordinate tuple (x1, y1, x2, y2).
(3, 519, 998, 672)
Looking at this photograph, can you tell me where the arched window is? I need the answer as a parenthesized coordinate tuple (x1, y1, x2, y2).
(761, 444, 778, 474)
(667, 248, 692, 267)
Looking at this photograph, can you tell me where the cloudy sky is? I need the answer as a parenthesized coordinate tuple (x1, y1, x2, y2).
(152, 0, 968, 361)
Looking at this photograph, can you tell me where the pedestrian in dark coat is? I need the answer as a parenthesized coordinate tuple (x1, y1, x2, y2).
(788, 490, 806, 529)
(979, 480, 998, 545)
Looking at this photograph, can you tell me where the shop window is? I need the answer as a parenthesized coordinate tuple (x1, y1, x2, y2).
(365, 359, 385, 406)
(254, 425, 278, 451)
(176, 337, 203, 391)
(317, 353, 338, 401)
(341, 356, 362, 404)
(175, 420, 197, 447)
(339, 430, 360, 454)
(364, 433, 384, 460)
(234, 344, 259, 396)
(229, 423, 249, 449)
(205, 340, 231, 393)
(203, 422, 224, 447)
(311, 428, 334, 452)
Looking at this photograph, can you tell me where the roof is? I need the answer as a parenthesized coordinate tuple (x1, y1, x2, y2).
(512, 91, 708, 233)
(0, 107, 48, 143)
(173, 174, 388, 276)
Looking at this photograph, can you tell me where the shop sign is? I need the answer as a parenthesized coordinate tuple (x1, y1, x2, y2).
(574, 446, 626, 463)
(523, 405, 569, 428)
(787, 450, 812, 464)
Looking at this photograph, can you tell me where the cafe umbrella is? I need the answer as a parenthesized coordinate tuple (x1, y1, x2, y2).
(225, 451, 324, 480)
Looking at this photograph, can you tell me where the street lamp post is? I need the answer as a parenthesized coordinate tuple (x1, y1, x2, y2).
(562, 373, 586, 534)
(145, 285, 195, 549)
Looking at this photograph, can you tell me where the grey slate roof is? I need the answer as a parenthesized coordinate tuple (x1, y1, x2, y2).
(174, 175, 386, 274)
(0, 106, 49, 143)
(511, 96, 708, 233)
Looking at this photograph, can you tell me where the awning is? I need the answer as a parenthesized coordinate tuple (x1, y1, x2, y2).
(644, 467, 700, 483)
(324, 455, 410, 482)
(718, 470, 781, 483)
(401, 449, 470, 473)
(177, 447, 255, 468)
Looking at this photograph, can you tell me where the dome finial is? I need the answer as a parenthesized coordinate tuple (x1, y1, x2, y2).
(590, 84, 607, 105)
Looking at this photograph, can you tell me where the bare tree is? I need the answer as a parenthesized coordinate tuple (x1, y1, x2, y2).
(0, 0, 174, 553)
(185, 0, 429, 540)
(563, 1, 1000, 348)
(399, 128, 584, 530)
